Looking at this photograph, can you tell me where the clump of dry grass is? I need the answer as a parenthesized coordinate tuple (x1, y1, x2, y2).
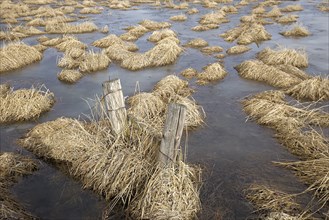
(187, 8, 199, 14)
(139, 19, 171, 30)
(45, 21, 98, 34)
(185, 38, 208, 48)
(0, 31, 27, 41)
(199, 11, 229, 25)
(0, 84, 54, 123)
(235, 60, 302, 88)
(104, 44, 134, 61)
(280, 5, 303, 12)
(252, 6, 266, 14)
(92, 34, 138, 51)
(180, 68, 198, 79)
(79, 51, 111, 73)
(12, 25, 44, 36)
(79, 7, 102, 14)
(227, 45, 250, 55)
(120, 25, 149, 41)
(196, 63, 227, 85)
(257, 47, 308, 68)
(0, 42, 43, 73)
(33, 44, 48, 53)
(148, 29, 177, 42)
(170, 14, 187, 21)
(120, 53, 152, 71)
(264, 5, 282, 17)
(0, 152, 37, 220)
(130, 161, 201, 220)
(55, 36, 87, 52)
(285, 76, 329, 101)
(200, 46, 223, 55)
(246, 184, 301, 215)
(215, 54, 226, 60)
(318, 2, 329, 12)
(276, 15, 298, 24)
(220, 5, 238, 14)
(280, 24, 310, 37)
(191, 24, 219, 31)
(57, 69, 84, 83)
(27, 18, 46, 26)
(41, 37, 63, 46)
(100, 25, 109, 33)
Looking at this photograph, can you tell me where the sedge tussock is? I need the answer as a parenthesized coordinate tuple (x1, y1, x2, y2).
(100, 25, 109, 33)
(130, 162, 201, 220)
(0, 42, 43, 73)
(246, 184, 301, 215)
(280, 5, 303, 12)
(57, 69, 84, 83)
(26, 18, 46, 26)
(252, 6, 266, 14)
(285, 77, 329, 101)
(185, 38, 208, 48)
(318, 2, 329, 12)
(12, 25, 44, 36)
(0, 84, 10, 96)
(148, 29, 177, 43)
(55, 36, 87, 52)
(0, 152, 37, 220)
(33, 44, 47, 53)
(191, 24, 219, 31)
(120, 53, 152, 71)
(24, 0, 54, 4)
(0, 85, 54, 123)
(92, 34, 138, 51)
(79, 7, 102, 14)
(235, 60, 302, 88)
(82, 0, 97, 7)
(45, 21, 98, 34)
(104, 44, 134, 61)
(264, 6, 282, 17)
(187, 8, 199, 14)
(202, 1, 217, 9)
(274, 64, 311, 81)
(170, 14, 187, 21)
(196, 63, 227, 85)
(139, 19, 171, 30)
(226, 45, 250, 55)
(276, 15, 298, 24)
(180, 68, 198, 79)
(220, 5, 238, 14)
(280, 24, 310, 37)
(59, 6, 75, 14)
(0, 31, 27, 41)
(240, 15, 256, 23)
(172, 2, 189, 10)
(79, 51, 111, 73)
(200, 46, 224, 55)
(257, 47, 308, 68)
(120, 25, 149, 41)
(109, 1, 131, 10)
(199, 11, 228, 25)
(215, 53, 226, 59)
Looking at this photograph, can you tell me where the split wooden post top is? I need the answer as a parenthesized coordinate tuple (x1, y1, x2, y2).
(158, 103, 187, 167)
(102, 79, 127, 136)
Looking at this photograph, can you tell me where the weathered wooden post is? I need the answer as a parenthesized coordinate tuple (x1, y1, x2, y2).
(102, 79, 127, 135)
(158, 103, 187, 166)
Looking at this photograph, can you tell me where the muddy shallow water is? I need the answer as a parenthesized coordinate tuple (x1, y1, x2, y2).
(1, 0, 328, 219)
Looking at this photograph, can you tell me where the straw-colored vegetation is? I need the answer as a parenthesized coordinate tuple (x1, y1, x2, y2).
(92, 34, 138, 51)
(148, 29, 177, 42)
(200, 46, 223, 55)
(180, 68, 198, 79)
(227, 45, 250, 55)
(220, 22, 271, 44)
(79, 51, 111, 73)
(45, 21, 98, 34)
(33, 44, 48, 53)
(199, 11, 229, 25)
(276, 15, 298, 24)
(0, 42, 43, 73)
(57, 69, 84, 83)
(170, 14, 187, 21)
(285, 77, 329, 101)
(187, 8, 199, 14)
(0, 85, 55, 123)
(215, 53, 226, 59)
(264, 6, 282, 17)
(185, 38, 209, 48)
(100, 25, 109, 33)
(79, 7, 102, 14)
(318, 2, 329, 12)
(0, 152, 37, 220)
(280, 25, 310, 37)
(120, 25, 149, 41)
(139, 19, 171, 30)
(191, 24, 219, 31)
(257, 47, 308, 68)
(196, 63, 227, 85)
(55, 36, 87, 52)
(280, 5, 303, 12)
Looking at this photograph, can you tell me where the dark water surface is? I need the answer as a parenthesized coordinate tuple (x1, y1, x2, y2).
(1, 0, 328, 219)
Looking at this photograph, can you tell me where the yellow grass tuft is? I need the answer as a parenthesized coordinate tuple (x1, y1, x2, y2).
(148, 29, 177, 42)
(57, 69, 84, 83)
(0, 42, 43, 73)
(187, 8, 199, 14)
(0, 85, 54, 123)
(180, 68, 198, 79)
(92, 34, 138, 51)
(276, 15, 298, 24)
(226, 45, 250, 55)
(45, 21, 98, 34)
(139, 19, 171, 30)
(170, 14, 187, 22)
(100, 25, 109, 33)
(200, 46, 223, 55)
(79, 51, 111, 73)
(191, 24, 219, 31)
(257, 47, 308, 68)
(185, 38, 208, 48)
(196, 63, 227, 85)
(264, 6, 282, 17)
(79, 7, 102, 14)
(280, 4, 303, 12)
(280, 24, 310, 37)
(199, 11, 228, 25)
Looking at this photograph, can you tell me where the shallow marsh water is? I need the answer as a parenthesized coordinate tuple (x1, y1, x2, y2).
(0, 0, 328, 219)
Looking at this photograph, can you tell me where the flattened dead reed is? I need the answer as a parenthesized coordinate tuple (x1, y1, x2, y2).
(280, 24, 310, 37)
(0, 84, 55, 123)
(185, 38, 208, 48)
(276, 15, 298, 24)
(79, 51, 111, 73)
(0, 42, 43, 73)
(57, 69, 84, 83)
(139, 19, 171, 30)
(148, 29, 177, 43)
(180, 68, 198, 79)
(196, 63, 227, 85)
(92, 34, 138, 51)
(170, 14, 187, 21)
(280, 5, 303, 12)
(285, 76, 329, 101)
(200, 46, 223, 55)
(257, 47, 308, 68)
(191, 24, 219, 32)
(226, 45, 250, 55)
(45, 21, 98, 34)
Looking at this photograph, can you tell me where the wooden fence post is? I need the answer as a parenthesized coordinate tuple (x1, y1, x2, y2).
(158, 103, 187, 166)
(102, 79, 127, 135)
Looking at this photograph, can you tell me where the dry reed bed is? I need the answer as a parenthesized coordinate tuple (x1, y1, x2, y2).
(19, 76, 203, 218)
(191, 23, 219, 32)
(220, 22, 271, 45)
(57, 69, 84, 83)
(139, 19, 171, 30)
(45, 21, 98, 34)
(276, 15, 298, 24)
(120, 25, 149, 41)
(170, 14, 187, 21)
(92, 34, 138, 51)
(0, 84, 55, 123)
(318, 2, 329, 12)
(0, 42, 43, 73)
(180, 68, 198, 79)
(185, 38, 209, 48)
(199, 11, 229, 25)
(196, 63, 227, 85)
(264, 6, 282, 18)
(0, 152, 37, 219)
(226, 45, 250, 55)
(280, 5, 303, 12)
(148, 29, 177, 43)
(280, 25, 310, 37)
(200, 46, 223, 55)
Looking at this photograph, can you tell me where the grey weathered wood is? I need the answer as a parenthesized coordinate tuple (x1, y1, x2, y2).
(102, 79, 127, 135)
(158, 103, 187, 166)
